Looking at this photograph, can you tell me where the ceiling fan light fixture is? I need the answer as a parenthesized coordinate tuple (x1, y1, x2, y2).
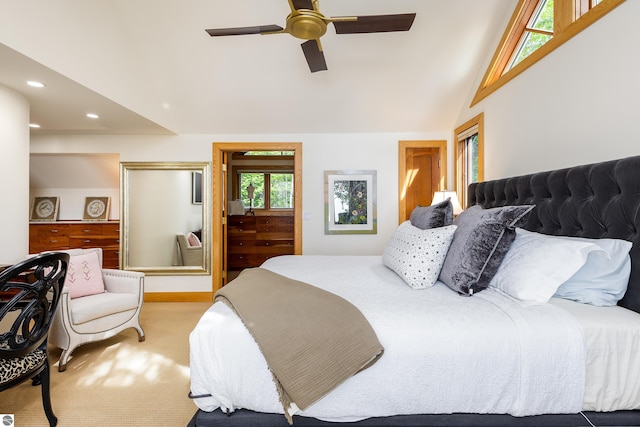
(286, 11, 327, 40)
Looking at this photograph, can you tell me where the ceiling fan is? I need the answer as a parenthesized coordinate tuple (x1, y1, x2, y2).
(205, 0, 416, 72)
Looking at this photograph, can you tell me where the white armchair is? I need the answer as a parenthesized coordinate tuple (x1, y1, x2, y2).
(175, 233, 203, 266)
(47, 248, 145, 372)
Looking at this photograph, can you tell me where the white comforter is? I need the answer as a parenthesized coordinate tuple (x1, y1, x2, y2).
(190, 255, 586, 421)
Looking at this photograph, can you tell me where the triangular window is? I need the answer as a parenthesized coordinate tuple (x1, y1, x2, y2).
(471, 0, 624, 106)
(509, 0, 554, 70)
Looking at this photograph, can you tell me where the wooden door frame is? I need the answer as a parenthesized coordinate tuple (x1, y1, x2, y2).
(398, 140, 448, 224)
(212, 142, 303, 294)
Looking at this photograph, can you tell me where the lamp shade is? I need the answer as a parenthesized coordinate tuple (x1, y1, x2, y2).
(431, 191, 463, 215)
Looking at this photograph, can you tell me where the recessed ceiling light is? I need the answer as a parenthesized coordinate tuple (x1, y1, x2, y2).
(86, 113, 99, 119)
(29, 123, 41, 128)
(27, 80, 45, 88)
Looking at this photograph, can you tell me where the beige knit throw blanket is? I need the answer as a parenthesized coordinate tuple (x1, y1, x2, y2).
(215, 267, 384, 424)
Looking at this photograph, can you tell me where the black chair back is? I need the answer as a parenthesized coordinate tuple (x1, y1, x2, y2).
(0, 252, 69, 361)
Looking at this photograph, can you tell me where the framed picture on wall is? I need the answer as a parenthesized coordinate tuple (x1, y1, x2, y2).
(192, 171, 203, 204)
(83, 196, 110, 221)
(324, 170, 377, 235)
(30, 196, 60, 221)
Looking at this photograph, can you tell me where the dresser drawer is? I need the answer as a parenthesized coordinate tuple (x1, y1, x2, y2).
(101, 223, 120, 237)
(38, 236, 70, 248)
(256, 216, 293, 229)
(256, 217, 293, 240)
(227, 216, 256, 231)
(228, 254, 260, 269)
(70, 237, 120, 249)
(256, 231, 294, 240)
(69, 223, 103, 236)
(227, 239, 256, 254)
(102, 248, 120, 269)
(31, 224, 69, 242)
(30, 241, 69, 253)
(255, 240, 294, 254)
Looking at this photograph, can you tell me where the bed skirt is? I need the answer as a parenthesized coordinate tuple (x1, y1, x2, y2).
(187, 408, 640, 427)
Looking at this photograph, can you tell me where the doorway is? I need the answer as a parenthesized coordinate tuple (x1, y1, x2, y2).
(398, 140, 447, 224)
(211, 142, 303, 294)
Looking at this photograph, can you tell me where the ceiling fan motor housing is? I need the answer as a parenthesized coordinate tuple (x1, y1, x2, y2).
(286, 10, 327, 40)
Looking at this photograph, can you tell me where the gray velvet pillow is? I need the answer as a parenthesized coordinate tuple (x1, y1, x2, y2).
(438, 204, 534, 296)
(409, 198, 454, 230)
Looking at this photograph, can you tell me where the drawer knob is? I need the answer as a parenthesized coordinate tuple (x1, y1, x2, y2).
(50, 230, 59, 233)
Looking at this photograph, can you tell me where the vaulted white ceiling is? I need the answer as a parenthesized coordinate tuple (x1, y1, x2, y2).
(0, 1, 516, 136)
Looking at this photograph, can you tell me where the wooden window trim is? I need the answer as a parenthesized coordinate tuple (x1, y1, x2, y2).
(231, 165, 294, 213)
(454, 113, 484, 207)
(471, 0, 625, 107)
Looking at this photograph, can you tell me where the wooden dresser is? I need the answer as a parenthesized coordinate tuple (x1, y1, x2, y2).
(227, 215, 294, 270)
(29, 221, 120, 269)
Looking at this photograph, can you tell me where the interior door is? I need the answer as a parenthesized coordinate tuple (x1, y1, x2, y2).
(398, 140, 447, 224)
(212, 142, 302, 294)
(405, 148, 440, 216)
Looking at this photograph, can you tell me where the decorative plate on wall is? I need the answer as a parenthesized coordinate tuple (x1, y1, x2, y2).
(30, 196, 60, 221)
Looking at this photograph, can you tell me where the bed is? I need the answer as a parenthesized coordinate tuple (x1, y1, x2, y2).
(188, 155, 640, 426)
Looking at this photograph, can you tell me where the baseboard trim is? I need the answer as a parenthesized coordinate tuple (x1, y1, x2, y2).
(144, 292, 213, 302)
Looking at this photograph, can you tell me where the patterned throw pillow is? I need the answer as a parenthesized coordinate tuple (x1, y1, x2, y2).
(383, 222, 457, 289)
(65, 250, 106, 299)
(438, 204, 534, 296)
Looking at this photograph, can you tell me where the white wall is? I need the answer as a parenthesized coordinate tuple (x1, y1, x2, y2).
(458, 1, 640, 180)
(29, 153, 121, 220)
(31, 131, 450, 292)
(0, 85, 30, 263)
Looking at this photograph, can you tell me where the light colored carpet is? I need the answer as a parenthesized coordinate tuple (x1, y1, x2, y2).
(0, 302, 212, 427)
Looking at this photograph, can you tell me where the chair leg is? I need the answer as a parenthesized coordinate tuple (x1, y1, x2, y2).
(57, 346, 74, 372)
(39, 361, 58, 427)
(136, 324, 146, 342)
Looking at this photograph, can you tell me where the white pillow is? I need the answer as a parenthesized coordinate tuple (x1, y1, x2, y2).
(382, 222, 456, 289)
(489, 228, 602, 305)
(552, 234, 631, 306)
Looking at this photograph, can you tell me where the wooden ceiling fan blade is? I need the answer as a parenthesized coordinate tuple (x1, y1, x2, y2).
(291, 0, 314, 10)
(205, 25, 284, 37)
(333, 13, 416, 34)
(301, 39, 327, 73)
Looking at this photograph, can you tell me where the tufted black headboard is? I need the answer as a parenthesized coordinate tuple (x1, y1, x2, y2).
(468, 155, 640, 314)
